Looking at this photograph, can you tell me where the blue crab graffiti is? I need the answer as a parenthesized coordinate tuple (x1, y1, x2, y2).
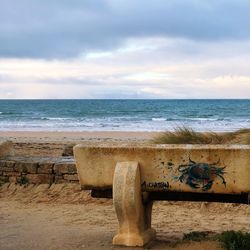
(177, 157, 226, 191)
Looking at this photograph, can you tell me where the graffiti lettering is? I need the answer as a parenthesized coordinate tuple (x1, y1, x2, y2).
(141, 181, 170, 190)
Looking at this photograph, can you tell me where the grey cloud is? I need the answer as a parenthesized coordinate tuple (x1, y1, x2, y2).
(0, 72, 138, 86)
(1, 0, 250, 58)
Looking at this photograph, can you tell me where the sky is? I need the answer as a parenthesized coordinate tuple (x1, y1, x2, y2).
(0, 0, 250, 99)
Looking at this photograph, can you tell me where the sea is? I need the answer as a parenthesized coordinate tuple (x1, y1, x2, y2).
(0, 99, 249, 132)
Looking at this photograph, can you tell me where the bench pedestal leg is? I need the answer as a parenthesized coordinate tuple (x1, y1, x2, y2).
(112, 162, 156, 247)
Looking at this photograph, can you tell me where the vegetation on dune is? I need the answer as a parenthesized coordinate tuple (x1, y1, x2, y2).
(152, 127, 250, 144)
(183, 231, 209, 241)
(181, 231, 250, 250)
(218, 231, 250, 250)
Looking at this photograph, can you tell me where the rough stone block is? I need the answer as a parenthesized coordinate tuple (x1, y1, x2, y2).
(5, 160, 16, 168)
(37, 163, 54, 174)
(54, 162, 76, 175)
(54, 176, 67, 184)
(0, 166, 14, 172)
(63, 174, 79, 181)
(4, 171, 21, 177)
(6, 160, 16, 168)
(26, 174, 54, 184)
(15, 162, 38, 174)
(0, 160, 15, 172)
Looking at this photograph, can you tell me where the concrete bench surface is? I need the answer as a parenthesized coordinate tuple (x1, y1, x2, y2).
(74, 144, 250, 194)
(74, 144, 250, 247)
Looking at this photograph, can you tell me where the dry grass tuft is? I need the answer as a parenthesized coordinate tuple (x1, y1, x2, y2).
(152, 127, 250, 145)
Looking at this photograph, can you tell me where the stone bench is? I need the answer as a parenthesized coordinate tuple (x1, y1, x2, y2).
(74, 144, 250, 247)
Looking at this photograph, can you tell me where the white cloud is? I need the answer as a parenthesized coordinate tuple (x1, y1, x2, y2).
(0, 37, 250, 99)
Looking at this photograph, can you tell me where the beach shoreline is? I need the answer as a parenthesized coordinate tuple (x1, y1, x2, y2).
(0, 131, 159, 156)
(0, 131, 159, 142)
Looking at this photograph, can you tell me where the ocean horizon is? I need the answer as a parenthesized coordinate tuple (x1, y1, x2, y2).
(0, 99, 249, 132)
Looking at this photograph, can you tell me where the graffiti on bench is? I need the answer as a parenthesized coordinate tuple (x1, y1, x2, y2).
(141, 181, 170, 190)
(176, 157, 227, 191)
(152, 156, 227, 192)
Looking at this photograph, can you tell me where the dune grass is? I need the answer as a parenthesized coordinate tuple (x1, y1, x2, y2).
(152, 127, 250, 144)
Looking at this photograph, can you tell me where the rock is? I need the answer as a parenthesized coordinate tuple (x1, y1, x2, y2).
(0, 160, 15, 172)
(63, 174, 79, 181)
(54, 176, 67, 184)
(26, 174, 54, 184)
(37, 162, 54, 174)
(54, 162, 76, 175)
(4, 171, 21, 177)
(14, 162, 38, 174)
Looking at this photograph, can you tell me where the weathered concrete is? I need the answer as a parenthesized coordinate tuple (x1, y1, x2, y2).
(0, 141, 14, 157)
(74, 144, 250, 247)
(74, 144, 250, 195)
(112, 162, 155, 246)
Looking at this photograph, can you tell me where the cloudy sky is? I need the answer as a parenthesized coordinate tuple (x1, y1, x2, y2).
(0, 0, 250, 99)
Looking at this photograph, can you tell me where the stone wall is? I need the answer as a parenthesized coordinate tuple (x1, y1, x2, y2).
(0, 156, 78, 185)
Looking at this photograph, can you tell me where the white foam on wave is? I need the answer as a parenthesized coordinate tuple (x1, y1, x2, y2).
(42, 117, 73, 121)
(152, 118, 166, 121)
(185, 117, 219, 121)
(0, 116, 249, 132)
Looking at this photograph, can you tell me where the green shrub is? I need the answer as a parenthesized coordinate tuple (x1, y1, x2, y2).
(218, 231, 250, 250)
(183, 231, 209, 241)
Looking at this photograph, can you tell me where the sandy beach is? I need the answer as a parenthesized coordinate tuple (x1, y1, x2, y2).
(0, 131, 159, 142)
(0, 131, 250, 250)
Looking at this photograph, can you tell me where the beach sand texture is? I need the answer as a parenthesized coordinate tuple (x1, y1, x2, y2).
(0, 131, 249, 250)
